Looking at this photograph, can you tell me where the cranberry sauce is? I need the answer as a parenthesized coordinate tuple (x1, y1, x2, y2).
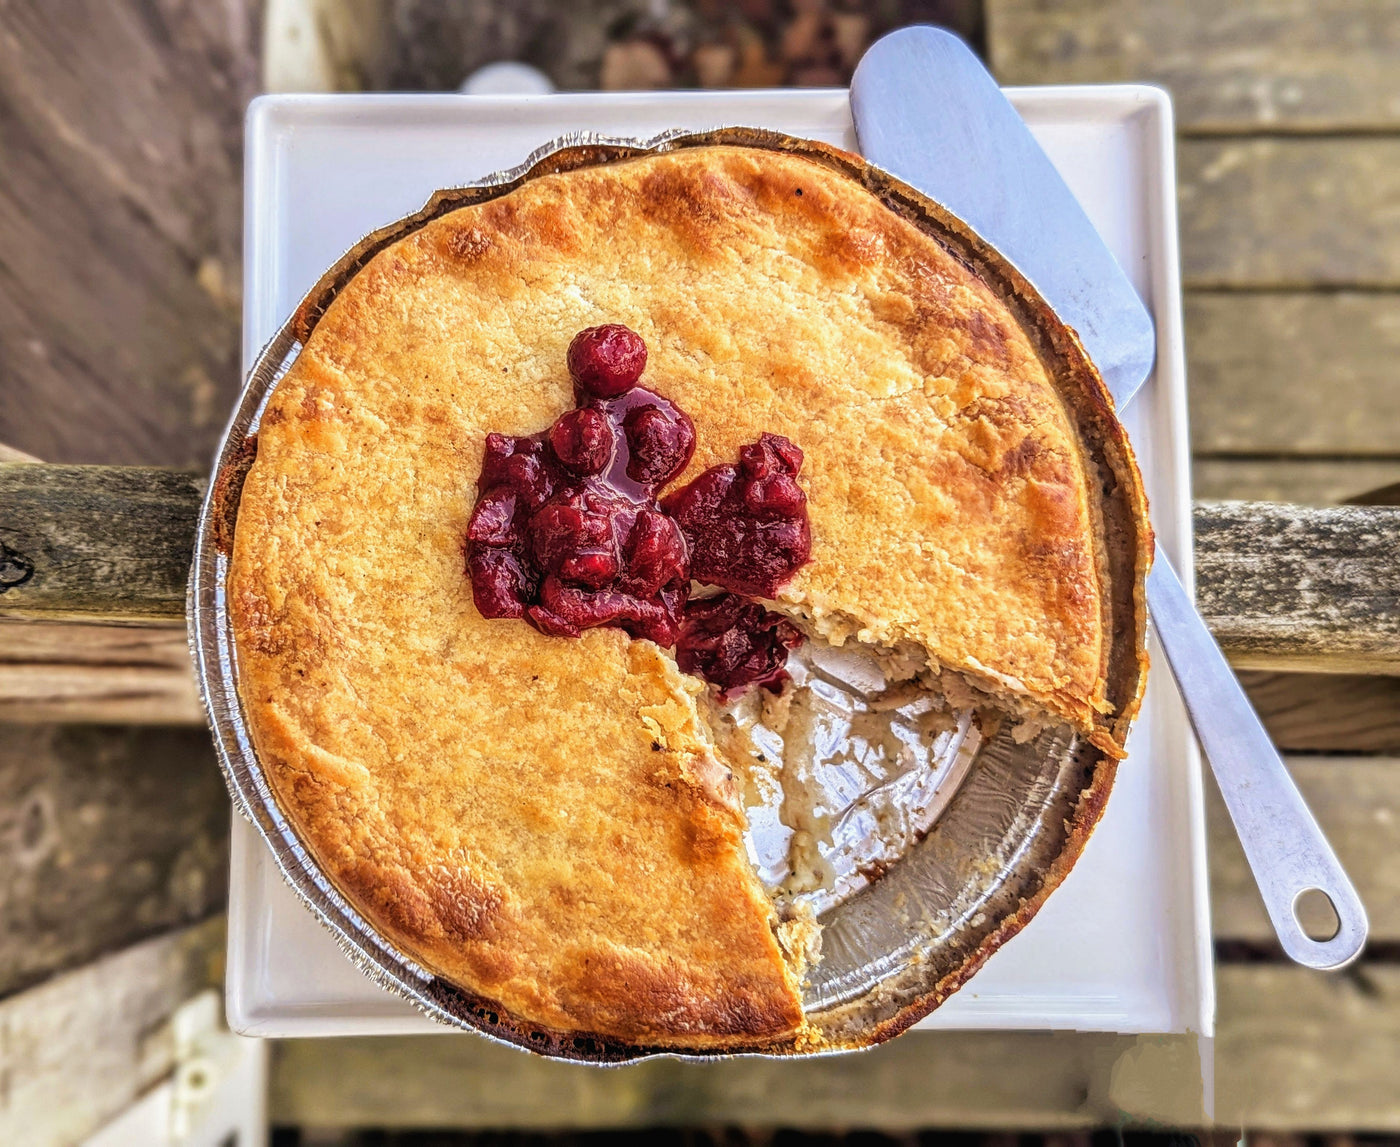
(662, 432, 811, 599)
(466, 323, 811, 696)
(675, 593, 805, 700)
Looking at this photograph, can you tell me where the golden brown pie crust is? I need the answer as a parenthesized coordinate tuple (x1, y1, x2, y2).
(229, 141, 1150, 1053)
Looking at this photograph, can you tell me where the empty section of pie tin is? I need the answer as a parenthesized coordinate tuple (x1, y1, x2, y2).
(189, 127, 1146, 1061)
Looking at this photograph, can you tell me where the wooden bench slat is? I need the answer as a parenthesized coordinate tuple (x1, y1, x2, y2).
(0, 918, 224, 1144)
(0, 0, 254, 468)
(987, 0, 1400, 133)
(5, 468, 1399, 672)
(1238, 671, 1400, 755)
(1186, 292, 1400, 456)
(1193, 500, 1400, 673)
(1210, 756, 1400, 944)
(1178, 139, 1400, 289)
(270, 1028, 1207, 1130)
(266, 965, 1400, 1129)
(0, 464, 203, 622)
(1194, 458, 1400, 507)
(0, 722, 228, 998)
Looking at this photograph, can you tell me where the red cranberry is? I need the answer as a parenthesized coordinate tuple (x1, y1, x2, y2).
(466, 488, 518, 546)
(478, 433, 557, 510)
(623, 507, 689, 598)
(548, 407, 613, 475)
(568, 324, 647, 398)
(663, 433, 811, 599)
(466, 547, 534, 619)
(623, 403, 696, 487)
(531, 577, 681, 647)
(675, 593, 803, 699)
(528, 489, 619, 578)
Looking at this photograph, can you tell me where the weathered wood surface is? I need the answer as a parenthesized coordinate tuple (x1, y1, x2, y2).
(0, 464, 203, 622)
(6, 466, 1398, 672)
(271, 1028, 1207, 1129)
(1193, 501, 1400, 674)
(268, 965, 1400, 1128)
(1210, 756, 1400, 943)
(1177, 138, 1400, 289)
(0, 0, 258, 467)
(1237, 671, 1400, 754)
(1194, 458, 1400, 508)
(1216, 964, 1400, 1129)
(0, 619, 198, 724)
(0, 917, 224, 1146)
(0, 723, 228, 998)
(1186, 293, 1400, 456)
(987, 0, 1400, 132)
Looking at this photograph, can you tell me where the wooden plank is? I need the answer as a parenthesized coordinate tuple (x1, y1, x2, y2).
(1193, 501, 1400, 673)
(269, 966, 1400, 1129)
(1193, 457, 1400, 506)
(0, 464, 202, 622)
(987, 0, 1400, 132)
(1210, 757, 1400, 944)
(7, 466, 1399, 672)
(0, 917, 224, 1146)
(0, 619, 198, 724)
(270, 1029, 1207, 1129)
(0, 0, 257, 466)
(1186, 292, 1400, 456)
(1216, 964, 1400, 1128)
(0, 723, 228, 999)
(1178, 138, 1400, 289)
(1239, 671, 1400, 754)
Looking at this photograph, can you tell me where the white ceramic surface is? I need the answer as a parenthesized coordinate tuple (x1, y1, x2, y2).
(228, 87, 1210, 1038)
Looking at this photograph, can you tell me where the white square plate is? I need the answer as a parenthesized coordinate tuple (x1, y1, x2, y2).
(230, 87, 1211, 1038)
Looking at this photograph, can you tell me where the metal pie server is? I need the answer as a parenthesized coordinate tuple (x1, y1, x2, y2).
(851, 26, 1367, 970)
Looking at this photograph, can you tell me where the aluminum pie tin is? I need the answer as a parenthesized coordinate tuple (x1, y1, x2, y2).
(189, 127, 1147, 1062)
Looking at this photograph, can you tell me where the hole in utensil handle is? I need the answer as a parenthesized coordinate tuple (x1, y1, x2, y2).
(1294, 887, 1342, 943)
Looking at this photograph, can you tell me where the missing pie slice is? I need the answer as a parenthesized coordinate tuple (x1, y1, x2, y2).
(228, 140, 1150, 1055)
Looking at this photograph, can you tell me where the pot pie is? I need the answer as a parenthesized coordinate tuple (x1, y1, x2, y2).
(228, 139, 1150, 1055)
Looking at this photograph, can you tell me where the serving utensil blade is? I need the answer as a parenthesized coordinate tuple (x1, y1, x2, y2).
(851, 25, 1367, 970)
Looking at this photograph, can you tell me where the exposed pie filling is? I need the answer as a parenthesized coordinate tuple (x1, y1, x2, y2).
(466, 324, 813, 695)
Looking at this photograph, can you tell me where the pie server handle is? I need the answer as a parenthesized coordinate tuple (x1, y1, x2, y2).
(1147, 552, 1367, 968)
(852, 25, 1368, 970)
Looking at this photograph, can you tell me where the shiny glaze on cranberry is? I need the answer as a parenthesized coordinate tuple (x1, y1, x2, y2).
(466, 386, 691, 646)
(466, 324, 811, 697)
(663, 432, 811, 599)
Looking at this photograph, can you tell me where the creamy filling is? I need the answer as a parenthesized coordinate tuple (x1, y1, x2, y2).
(704, 636, 984, 925)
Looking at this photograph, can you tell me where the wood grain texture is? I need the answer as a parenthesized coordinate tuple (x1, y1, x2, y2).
(270, 1029, 1208, 1129)
(1194, 501, 1400, 673)
(1178, 138, 1400, 289)
(0, 918, 224, 1146)
(0, 0, 258, 466)
(0, 619, 198, 723)
(0, 463, 202, 621)
(987, 0, 1400, 132)
(267, 964, 1400, 1129)
(1215, 964, 1400, 1128)
(0, 723, 228, 998)
(1238, 671, 1400, 754)
(7, 466, 1399, 673)
(1187, 292, 1400, 455)
(1210, 756, 1400, 943)
(1193, 457, 1400, 506)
